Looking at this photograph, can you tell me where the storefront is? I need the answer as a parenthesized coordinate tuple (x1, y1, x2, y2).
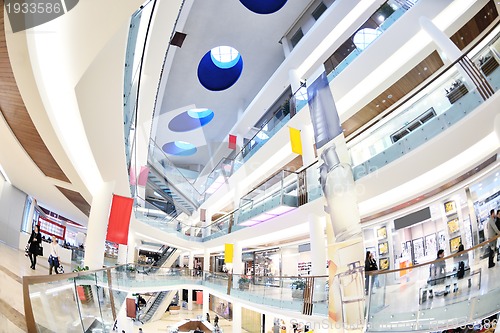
(362, 166, 499, 278)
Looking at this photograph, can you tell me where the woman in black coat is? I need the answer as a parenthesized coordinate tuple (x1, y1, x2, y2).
(364, 251, 378, 295)
(28, 225, 42, 270)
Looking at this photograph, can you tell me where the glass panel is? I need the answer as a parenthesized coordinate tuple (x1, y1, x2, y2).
(366, 237, 495, 331)
(75, 272, 105, 331)
(350, 29, 500, 178)
(29, 277, 82, 332)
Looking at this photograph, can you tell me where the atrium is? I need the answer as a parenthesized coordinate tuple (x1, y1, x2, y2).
(0, 0, 499, 332)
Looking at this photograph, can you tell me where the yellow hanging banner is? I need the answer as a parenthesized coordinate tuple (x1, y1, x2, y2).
(289, 127, 303, 155)
(225, 243, 234, 263)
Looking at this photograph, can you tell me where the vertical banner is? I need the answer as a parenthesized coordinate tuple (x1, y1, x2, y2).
(228, 134, 237, 150)
(137, 166, 150, 187)
(200, 208, 206, 222)
(126, 298, 136, 318)
(106, 194, 134, 245)
(289, 127, 303, 155)
(225, 243, 234, 263)
(307, 72, 342, 149)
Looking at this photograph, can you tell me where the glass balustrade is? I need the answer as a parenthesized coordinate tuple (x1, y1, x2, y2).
(237, 170, 299, 226)
(350, 29, 500, 179)
(326, 0, 417, 81)
(26, 236, 500, 333)
(124, 1, 155, 169)
(148, 139, 203, 206)
(366, 236, 500, 332)
(24, 266, 333, 332)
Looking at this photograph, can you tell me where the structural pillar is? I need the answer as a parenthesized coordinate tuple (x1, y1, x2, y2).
(117, 244, 127, 265)
(231, 242, 243, 288)
(188, 252, 194, 310)
(419, 16, 474, 89)
(126, 229, 137, 264)
(309, 214, 327, 301)
(202, 288, 210, 318)
(232, 302, 242, 333)
(84, 181, 115, 270)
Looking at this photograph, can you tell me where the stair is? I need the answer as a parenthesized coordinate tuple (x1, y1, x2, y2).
(141, 291, 168, 322)
(147, 165, 197, 216)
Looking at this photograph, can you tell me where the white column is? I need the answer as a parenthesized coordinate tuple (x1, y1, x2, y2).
(203, 248, 210, 272)
(232, 242, 243, 288)
(188, 252, 194, 310)
(419, 16, 473, 87)
(280, 36, 292, 57)
(84, 181, 115, 270)
(309, 214, 327, 301)
(233, 243, 243, 274)
(202, 288, 210, 318)
(232, 302, 242, 333)
(27, 197, 36, 226)
(117, 244, 127, 265)
(126, 230, 137, 264)
(289, 69, 302, 94)
(302, 125, 316, 167)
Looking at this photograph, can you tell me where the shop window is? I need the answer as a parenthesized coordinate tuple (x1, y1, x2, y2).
(311, 2, 327, 21)
(290, 28, 304, 48)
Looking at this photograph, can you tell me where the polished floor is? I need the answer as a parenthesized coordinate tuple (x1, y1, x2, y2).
(0, 242, 249, 333)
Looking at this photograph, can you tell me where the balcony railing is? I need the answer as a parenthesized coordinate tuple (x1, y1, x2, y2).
(24, 234, 500, 332)
(350, 27, 500, 179)
(365, 236, 500, 332)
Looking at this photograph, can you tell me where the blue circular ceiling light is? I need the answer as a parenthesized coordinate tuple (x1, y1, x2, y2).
(197, 46, 243, 91)
(169, 108, 215, 132)
(162, 141, 197, 156)
(239, 0, 287, 14)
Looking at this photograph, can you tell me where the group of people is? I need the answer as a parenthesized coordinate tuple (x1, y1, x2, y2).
(486, 209, 500, 268)
(206, 312, 219, 327)
(26, 225, 61, 274)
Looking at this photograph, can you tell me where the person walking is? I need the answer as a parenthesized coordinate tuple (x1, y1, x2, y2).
(48, 237, 60, 275)
(27, 225, 42, 270)
(486, 209, 499, 268)
(214, 314, 219, 327)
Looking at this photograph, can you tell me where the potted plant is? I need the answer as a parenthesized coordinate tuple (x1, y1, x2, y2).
(238, 275, 250, 290)
(291, 279, 305, 299)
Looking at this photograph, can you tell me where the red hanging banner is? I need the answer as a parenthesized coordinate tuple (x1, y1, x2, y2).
(106, 194, 133, 245)
(228, 134, 237, 150)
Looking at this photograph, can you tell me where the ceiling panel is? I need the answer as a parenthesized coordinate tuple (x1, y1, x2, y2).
(0, 7, 70, 183)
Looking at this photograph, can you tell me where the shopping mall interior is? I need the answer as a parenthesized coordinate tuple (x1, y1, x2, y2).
(0, 0, 500, 332)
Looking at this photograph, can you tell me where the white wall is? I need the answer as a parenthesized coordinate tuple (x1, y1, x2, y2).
(0, 180, 27, 248)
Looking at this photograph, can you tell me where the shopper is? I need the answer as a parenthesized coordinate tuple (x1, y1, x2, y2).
(496, 209, 500, 231)
(206, 312, 210, 323)
(48, 237, 60, 275)
(486, 209, 499, 268)
(27, 225, 42, 270)
(214, 314, 219, 327)
(429, 249, 446, 286)
(364, 251, 378, 295)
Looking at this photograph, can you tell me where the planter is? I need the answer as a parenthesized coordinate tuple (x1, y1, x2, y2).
(169, 305, 181, 315)
(239, 282, 250, 290)
(292, 289, 304, 299)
